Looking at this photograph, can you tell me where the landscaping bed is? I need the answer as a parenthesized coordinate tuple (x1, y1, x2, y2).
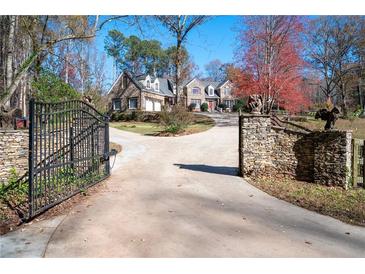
(247, 176, 365, 226)
(110, 114, 215, 136)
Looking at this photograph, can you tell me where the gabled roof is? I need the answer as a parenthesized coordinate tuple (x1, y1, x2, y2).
(108, 70, 231, 97)
(182, 77, 197, 88)
(109, 70, 174, 98)
(107, 70, 144, 95)
(216, 80, 230, 89)
(201, 80, 221, 89)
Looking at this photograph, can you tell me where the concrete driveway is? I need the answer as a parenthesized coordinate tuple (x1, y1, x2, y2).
(2, 113, 365, 257)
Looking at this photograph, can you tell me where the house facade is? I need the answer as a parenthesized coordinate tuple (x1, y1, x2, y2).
(108, 71, 175, 112)
(182, 78, 236, 111)
(108, 70, 237, 112)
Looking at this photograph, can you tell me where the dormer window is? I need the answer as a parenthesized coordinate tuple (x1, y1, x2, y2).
(155, 82, 159, 91)
(208, 87, 214, 96)
(146, 80, 151, 89)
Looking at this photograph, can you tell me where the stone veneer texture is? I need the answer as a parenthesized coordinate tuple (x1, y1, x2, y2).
(239, 115, 352, 188)
(0, 129, 29, 184)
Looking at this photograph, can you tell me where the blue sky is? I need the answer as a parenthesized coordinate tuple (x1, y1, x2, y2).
(95, 16, 241, 87)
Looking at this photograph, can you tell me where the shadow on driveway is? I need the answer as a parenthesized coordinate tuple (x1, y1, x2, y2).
(174, 163, 238, 176)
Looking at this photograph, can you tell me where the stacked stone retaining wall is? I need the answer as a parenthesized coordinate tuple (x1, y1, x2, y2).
(239, 115, 352, 189)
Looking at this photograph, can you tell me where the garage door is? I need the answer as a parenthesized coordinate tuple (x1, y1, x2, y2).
(154, 101, 161, 111)
(146, 99, 153, 111)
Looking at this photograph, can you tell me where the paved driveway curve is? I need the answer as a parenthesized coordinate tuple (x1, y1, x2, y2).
(3, 114, 365, 257)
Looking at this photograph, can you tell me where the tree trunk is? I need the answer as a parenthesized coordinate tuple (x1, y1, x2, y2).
(0, 51, 40, 107)
(5, 16, 16, 107)
(175, 38, 181, 105)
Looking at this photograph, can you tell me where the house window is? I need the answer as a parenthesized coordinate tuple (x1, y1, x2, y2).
(191, 99, 201, 109)
(112, 98, 121, 111)
(192, 87, 201, 94)
(146, 80, 151, 89)
(224, 100, 234, 108)
(224, 87, 231, 95)
(209, 87, 214, 96)
(128, 98, 138, 109)
(155, 82, 159, 91)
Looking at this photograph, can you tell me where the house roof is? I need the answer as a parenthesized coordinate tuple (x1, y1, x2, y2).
(201, 80, 221, 89)
(216, 80, 230, 89)
(132, 72, 175, 97)
(205, 90, 220, 98)
(108, 70, 231, 98)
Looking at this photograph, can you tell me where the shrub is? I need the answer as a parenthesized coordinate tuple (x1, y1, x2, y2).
(200, 102, 208, 112)
(232, 99, 246, 112)
(32, 70, 81, 102)
(129, 111, 139, 121)
(110, 111, 160, 122)
(110, 112, 126, 122)
(160, 104, 192, 133)
(188, 103, 197, 111)
(218, 103, 227, 110)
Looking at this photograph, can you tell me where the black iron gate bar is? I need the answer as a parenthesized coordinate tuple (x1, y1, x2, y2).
(28, 99, 110, 218)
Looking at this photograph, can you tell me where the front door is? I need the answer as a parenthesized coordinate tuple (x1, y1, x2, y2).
(208, 101, 214, 111)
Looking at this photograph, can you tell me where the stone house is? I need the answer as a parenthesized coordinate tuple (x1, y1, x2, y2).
(108, 71, 175, 112)
(108, 70, 237, 112)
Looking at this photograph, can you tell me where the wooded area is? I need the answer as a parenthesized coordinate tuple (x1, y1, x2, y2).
(1, 15, 365, 118)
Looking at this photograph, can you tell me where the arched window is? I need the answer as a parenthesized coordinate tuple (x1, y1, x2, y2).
(208, 87, 214, 96)
(146, 80, 151, 89)
(192, 87, 201, 94)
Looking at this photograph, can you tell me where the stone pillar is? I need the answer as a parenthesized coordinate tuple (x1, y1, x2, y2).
(313, 130, 353, 189)
(239, 115, 273, 178)
(0, 129, 29, 184)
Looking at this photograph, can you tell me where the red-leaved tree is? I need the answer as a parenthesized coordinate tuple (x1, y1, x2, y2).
(232, 16, 310, 113)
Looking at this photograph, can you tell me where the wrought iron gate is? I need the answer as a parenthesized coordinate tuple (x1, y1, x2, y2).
(353, 138, 365, 188)
(28, 99, 110, 218)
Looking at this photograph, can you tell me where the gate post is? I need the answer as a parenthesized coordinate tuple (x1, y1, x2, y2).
(238, 114, 243, 176)
(28, 98, 35, 218)
(104, 117, 110, 176)
(69, 126, 74, 171)
(363, 139, 365, 188)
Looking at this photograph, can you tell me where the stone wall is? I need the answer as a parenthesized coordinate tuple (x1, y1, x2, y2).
(312, 131, 352, 187)
(0, 129, 29, 184)
(239, 115, 353, 189)
(239, 115, 274, 176)
(271, 128, 315, 181)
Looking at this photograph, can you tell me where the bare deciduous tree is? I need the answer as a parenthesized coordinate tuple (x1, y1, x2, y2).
(155, 16, 209, 104)
(305, 16, 361, 116)
(0, 15, 128, 110)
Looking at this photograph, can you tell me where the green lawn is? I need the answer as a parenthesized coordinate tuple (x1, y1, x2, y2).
(110, 114, 215, 136)
(296, 117, 365, 139)
(249, 177, 365, 226)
